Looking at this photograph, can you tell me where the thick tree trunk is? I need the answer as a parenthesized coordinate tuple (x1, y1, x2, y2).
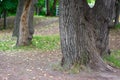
(13, 0, 24, 37)
(59, 0, 115, 71)
(92, 0, 115, 56)
(13, 0, 34, 46)
(17, 0, 32, 46)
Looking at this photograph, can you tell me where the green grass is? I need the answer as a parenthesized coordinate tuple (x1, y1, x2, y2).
(104, 51, 120, 68)
(115, 23, 120, 29)
(0, 35, 60, 51)
(32, 35, 60, 51)
(0, 40, 15, 51)
(0, 34, 120, 69)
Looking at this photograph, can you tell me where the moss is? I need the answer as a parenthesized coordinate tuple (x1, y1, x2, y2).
(52, 62, 89, 74)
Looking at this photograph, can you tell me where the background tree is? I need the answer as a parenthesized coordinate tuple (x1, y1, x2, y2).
(34, 0, 45, 15)
(0, 0, 18, 29)
(13, 0, 35, 46)
(34, 0, 59, 16)
(114, 0, 120, 25)
(59, 0, 115, 71)
(46, 0, 50, 16)
(51, 0, 58, 16)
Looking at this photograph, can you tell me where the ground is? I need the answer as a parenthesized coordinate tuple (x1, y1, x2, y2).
(0, 17, 120, 80)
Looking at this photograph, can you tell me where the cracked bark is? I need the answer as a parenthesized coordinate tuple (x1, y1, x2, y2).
(59, 0, 115, 71)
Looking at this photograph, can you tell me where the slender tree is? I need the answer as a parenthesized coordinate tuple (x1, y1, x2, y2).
(13, 0, 35, 46)
(59, 0, 115, 71)
(52, 0, 58, 15)
(52, 0, 58, 10)
(3, 9, 7, 29)
(46, 0, 50, 16)
(0, 0, 17, 29)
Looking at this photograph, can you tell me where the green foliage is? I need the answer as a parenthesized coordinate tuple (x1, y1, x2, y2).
(49, 0, 58, 16)
(0, 0, 18, 16)
(35, 0, 45, 7)
(0, 35, 60, 51)
(115, 23, 120, 29)
(35, 0, 59, 16)
(32, 35, 60, 51)
(0, 39, 15, 51)
(104, 51, 120, 68)
(87, 0, 95, 3)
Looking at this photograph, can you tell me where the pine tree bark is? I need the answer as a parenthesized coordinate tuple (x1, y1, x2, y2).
(13, 0, 35, 46)
(59, 0, 115, 71)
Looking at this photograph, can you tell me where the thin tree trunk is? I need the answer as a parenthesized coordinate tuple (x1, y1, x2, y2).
(3, 9, 7, 29)
(52, 0, 57, 14)
(52, 0, 57, 10)
(59, 0, 115, 71)
(46, 0, 50, 16)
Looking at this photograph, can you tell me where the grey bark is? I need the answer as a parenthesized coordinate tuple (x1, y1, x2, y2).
(92, 0, 115, 56)
(59, 0, 115, 71)
(13, 0, 24, 37)
(13, 0, 35, 46)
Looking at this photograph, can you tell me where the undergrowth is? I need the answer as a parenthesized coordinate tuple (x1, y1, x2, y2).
(104, 50, 120, 69)
(0, 35, 60, 51)
(0, 34, 120, 69)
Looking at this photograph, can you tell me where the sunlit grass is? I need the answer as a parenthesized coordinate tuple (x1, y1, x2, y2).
(104, 50, 120, 68)
(0, 40, 15, 51)
(0, 35, 60, 51)
(32, 35, 60, 51)
(0, 34, 120, 69)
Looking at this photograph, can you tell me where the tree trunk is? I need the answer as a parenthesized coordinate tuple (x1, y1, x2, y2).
(52, 0, 57, 15)
(46, 0, 50, 16)
(3, 9, 7, 29)
(13, 0, 24, 37)
(92, 0, 115, 56)
(59, 0, 115, 71)
(52, 0, 57, 10)
(13, 0, 34, 46)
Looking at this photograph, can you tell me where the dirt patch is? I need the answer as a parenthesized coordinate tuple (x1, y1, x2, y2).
(0, 50, 120, 80)
(109, 29, 120, 50)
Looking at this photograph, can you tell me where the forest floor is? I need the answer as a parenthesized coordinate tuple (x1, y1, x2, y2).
(0, 17, 120, 80)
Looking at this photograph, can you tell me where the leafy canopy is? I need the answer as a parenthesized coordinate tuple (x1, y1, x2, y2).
(0, 0, 18, 13)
